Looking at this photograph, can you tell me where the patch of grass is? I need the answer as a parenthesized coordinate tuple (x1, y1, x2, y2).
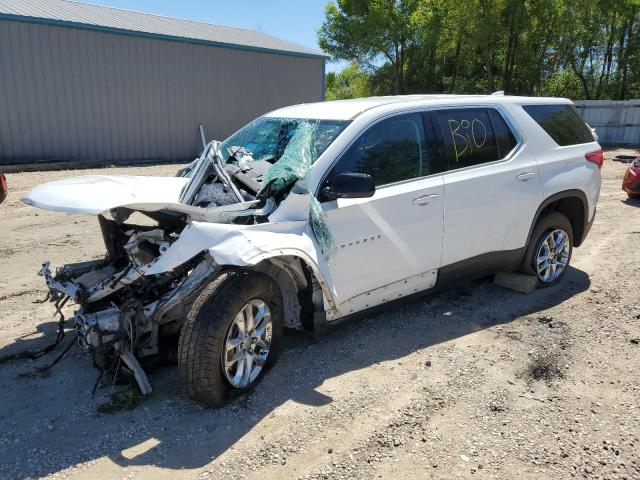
(526, 353, 564, 381)
(97, 385, 145, 413)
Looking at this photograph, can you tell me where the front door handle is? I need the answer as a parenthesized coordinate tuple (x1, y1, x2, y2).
(412, 194, 439, 206)
(516, 172, 536, 182)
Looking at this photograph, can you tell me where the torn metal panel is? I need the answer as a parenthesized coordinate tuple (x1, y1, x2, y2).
(144, 220, 340, 315)
(120, 198, 274, 223)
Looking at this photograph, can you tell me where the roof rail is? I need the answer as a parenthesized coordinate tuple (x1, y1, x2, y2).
(491, 91, 505, 96)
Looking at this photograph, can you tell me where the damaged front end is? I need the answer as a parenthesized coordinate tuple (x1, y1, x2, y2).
(39, 215, 218, 394)
(24, 116, 348, 396)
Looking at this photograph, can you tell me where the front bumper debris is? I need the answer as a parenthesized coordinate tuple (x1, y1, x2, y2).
(39, 261, 80, 302)
(38, 253, 218, 395)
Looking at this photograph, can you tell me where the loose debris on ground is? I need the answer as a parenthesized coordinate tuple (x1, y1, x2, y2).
(97, 385, 147, 414)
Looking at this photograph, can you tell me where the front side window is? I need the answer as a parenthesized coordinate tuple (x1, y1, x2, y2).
(522, 104, 594, 146)
(327, 113, 428, 187)
(433, 108, 516, 170)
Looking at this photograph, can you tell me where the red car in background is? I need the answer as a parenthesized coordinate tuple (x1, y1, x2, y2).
(0, 173, 7, 204)
(623, 156, 640, 199)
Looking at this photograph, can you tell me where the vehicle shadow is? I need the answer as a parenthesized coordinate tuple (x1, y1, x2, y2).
(0, 267, 590, 478)
(622, 197, 640, 207)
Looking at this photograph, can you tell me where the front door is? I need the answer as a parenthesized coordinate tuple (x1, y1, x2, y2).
(319, 112, 445, 314)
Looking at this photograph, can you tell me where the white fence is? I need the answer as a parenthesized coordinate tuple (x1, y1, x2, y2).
(574, 100, 640, 146)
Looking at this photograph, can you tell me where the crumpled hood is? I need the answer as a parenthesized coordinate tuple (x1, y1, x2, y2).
(21, 175, 189, 214)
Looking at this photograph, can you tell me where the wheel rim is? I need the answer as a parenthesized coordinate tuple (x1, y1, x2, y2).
(535, 229, 570, 283)
(222, 299, 272, 388)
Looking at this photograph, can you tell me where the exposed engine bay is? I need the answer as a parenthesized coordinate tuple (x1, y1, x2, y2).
(36, 144, 287, 393)
(26, 118, 347, 395)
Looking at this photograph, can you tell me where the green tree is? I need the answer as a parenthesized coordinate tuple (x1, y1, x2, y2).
(320, 0, 640, 100)
(319, 0, 419, 94)
(325, 63, 373, 99)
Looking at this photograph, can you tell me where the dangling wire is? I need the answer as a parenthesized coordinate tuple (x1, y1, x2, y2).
(110, 355, 122, 397)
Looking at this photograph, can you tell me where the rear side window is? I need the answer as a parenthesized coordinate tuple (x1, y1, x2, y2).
(523, 104, 594, 146)
(489, 110, 518, 159)
(433, 108, 517, 170)
(328, 113, 428, 187)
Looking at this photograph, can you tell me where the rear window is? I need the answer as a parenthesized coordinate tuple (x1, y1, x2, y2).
(433, 108, 517, 170)
(489, 110, 518, 159)
(523, 104, 594, 146)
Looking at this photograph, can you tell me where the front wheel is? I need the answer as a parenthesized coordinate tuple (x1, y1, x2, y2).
(178, 271, 283, 408)
(520, 212, 573, 287)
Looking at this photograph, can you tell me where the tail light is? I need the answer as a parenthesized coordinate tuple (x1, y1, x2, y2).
(0, 174, 6, 193)
(585, 150, 604, 169)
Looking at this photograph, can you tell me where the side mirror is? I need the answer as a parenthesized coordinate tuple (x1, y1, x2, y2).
(323, 171, 375, 200)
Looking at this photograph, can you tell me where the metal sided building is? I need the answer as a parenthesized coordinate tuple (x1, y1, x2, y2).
(0, 0, 326, 166)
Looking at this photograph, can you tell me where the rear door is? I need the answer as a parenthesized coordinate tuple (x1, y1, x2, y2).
(320, 112, 445, 312)
(432, 107, 543, 271)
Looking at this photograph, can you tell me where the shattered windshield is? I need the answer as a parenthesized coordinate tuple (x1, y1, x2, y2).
(178, 117, 347, 259)
(220, 117, 349, 165)
(178, 117, 349, 204)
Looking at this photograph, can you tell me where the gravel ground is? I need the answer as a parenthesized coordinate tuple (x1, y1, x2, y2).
(0, 151, 639, 480)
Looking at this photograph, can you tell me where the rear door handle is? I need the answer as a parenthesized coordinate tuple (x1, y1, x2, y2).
(516, 172, 536, 182)
(412, 194, 439, 206)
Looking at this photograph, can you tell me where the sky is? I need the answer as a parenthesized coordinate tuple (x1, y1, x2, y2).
(83, 0, 346, 72)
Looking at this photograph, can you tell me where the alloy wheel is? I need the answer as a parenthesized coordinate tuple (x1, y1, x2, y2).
(222, 299, 273, 388)
(535, 229, 570, 283)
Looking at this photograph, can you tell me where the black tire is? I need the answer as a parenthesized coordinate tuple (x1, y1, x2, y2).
(178, 271, 283, 408)
(627, 192, 640, 200)
(520, 212, 573, 288)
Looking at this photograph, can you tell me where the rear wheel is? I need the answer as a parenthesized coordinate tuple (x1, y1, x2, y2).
(520, 212, 573, 287)
(178, 271, 283, 407)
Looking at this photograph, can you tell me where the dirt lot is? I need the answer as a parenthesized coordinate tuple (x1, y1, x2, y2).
(1, 152, 639, 480)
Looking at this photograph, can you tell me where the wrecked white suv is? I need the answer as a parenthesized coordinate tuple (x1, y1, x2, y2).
(23, 95, 602, 407)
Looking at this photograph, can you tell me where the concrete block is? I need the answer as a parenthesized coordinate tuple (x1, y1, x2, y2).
(494, 272, 538, 294)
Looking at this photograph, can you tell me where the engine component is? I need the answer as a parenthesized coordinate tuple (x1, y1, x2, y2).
(194, 183, 250, 208)
(117, 341, 152, 395)
(123, 229, 170, 268)
(75, 307, 121, 348)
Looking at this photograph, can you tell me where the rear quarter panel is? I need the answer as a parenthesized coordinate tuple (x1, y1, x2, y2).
(508, 104, 601, 222)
